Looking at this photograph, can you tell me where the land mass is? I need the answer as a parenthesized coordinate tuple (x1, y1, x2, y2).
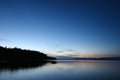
(55, 56, 120, 60)
(0, 46, 56, 64)
(74, 57, 120, 60)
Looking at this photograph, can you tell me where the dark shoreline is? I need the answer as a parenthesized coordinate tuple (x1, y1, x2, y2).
(0, 46, 56, 64)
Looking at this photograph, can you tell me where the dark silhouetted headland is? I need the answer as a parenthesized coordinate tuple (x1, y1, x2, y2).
(0, 46, 56, 64)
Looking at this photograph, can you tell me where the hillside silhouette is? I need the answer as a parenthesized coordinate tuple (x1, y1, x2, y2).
(0, 46, 56, 64)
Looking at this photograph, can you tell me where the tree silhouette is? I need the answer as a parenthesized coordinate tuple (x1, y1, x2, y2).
(0, 46, 56, 63)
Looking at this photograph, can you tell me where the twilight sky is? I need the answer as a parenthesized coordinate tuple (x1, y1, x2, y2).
(0, 0, 120, 58)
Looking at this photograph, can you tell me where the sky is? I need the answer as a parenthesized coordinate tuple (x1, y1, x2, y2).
(0, 0, 120, 58)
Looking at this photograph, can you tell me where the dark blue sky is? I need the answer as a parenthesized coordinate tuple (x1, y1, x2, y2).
(0, 0, 120, 57)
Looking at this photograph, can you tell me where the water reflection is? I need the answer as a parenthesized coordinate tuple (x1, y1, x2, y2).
(0, 60, 120, 80)
(0, 61, 57, 71)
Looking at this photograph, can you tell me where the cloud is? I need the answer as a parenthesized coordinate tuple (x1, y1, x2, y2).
(56, 51, 64, 53)
(0, 38, 11, 42)
(56, 49, 75, 53)
(66, 52, 81, 57)
(66, 50, 75, 52)
(55, 49, 81, 57)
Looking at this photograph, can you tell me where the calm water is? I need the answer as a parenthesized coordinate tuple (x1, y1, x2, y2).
(0, 60, 120, 80)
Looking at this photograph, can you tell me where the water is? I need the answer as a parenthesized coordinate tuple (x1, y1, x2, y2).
(0, 60, 120, 80)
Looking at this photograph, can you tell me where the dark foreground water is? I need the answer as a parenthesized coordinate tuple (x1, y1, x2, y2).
(0, 60, 120, 80)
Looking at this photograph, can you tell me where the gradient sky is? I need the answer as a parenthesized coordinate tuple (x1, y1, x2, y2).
(0, 0, 120, 58)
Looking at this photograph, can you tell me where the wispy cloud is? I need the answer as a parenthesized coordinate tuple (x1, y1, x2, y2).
(56, 49, 75, 53)
(66, 50, 75, 52)
(66, 52, 81, 57)
(0, 38, 12, 42)
(56, 51, 64, 53)
(55, 49, 81, 57)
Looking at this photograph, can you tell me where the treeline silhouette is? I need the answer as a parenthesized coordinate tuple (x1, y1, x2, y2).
(0, 46, 56, 64)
